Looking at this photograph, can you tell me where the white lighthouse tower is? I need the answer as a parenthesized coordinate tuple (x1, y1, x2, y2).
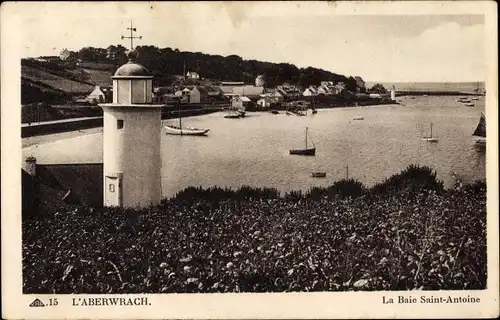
(99, 50, 164, 208)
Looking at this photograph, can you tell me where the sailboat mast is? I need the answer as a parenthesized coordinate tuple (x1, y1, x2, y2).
(178, 99, 182, 128)
(430, 122, 433, 138)
(305, 127, 308, 148)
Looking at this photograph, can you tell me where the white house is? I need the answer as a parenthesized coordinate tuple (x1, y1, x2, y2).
(269, 90, 285, 102)
(188, 87, 201, 104)
(302, 88, 318, 97)
(86, 85, 112, 103)
(256, 98, 272, 109)
(186, 71, 200, 79)
(232, 85, 264, 98)
(316, 85, 331, 95)
(231, 96, 251, 109)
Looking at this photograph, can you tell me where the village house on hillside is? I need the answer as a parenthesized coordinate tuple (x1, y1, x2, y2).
(276, 85, 301, 100)
(219, 84, 264, 100)
(186, 71, 200, 80)
(231, 96, 251, 109)
(269, 89, 285, 102)
(169, 85, 222, 104)
(303, 87, 318, 97)
(86, 85, 112, 104)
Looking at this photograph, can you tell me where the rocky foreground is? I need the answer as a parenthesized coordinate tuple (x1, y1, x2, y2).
(23, 166, 486, 293)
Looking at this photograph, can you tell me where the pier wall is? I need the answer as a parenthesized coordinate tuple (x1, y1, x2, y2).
(22, 107, 224, 138)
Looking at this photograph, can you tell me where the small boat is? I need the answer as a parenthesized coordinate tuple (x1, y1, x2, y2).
(421, 122, 439, 142)
(290, 127, 316, 156)
(466, 103, 474, 107)
(224, 107, 241, 119)
(473, 112, 486, 148)
(165, 125, 209, 136)
(270, 110, 279, 114)
(286, 109, 305, 116)
(311, 172, 326, 178)
(353, 116, 364, 121)
(237, 108, 246, 117)
(165, 101, 210, 136)
(311, 109, 318, 114)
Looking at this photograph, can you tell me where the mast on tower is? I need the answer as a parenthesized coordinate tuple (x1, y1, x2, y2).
(121, 21, 142, 50)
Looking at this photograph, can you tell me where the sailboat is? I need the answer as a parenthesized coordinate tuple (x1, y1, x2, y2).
(290, 127, 316, 156)
(472, 82, 481, 100)
(224, 106, 241, 119)
(165, 100, 210, 136)
(421, 122, 439, 142)
(473, 112, 486, 147)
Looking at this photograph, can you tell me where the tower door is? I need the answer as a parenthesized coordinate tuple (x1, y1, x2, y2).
(105, 174, 123, 207)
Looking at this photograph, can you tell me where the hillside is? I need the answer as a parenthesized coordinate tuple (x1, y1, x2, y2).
(21, 59, 113, 104)
(22, 45, 364, 103)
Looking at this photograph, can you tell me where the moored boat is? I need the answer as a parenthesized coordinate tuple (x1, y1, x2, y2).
(165, 100, 210, 136)
(311, 172, 326, 178)
(270, 110, 279, 114)
(421, 122, 439, 142)
(237, 108, 246, 117)
(164, 125, 210, 136)
(224, 113, 241, 119)
(353, 116, 364, 120)
(290, 127, 316, 156)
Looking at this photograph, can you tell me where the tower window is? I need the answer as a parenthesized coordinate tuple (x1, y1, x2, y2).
(117, 120, 124, 129)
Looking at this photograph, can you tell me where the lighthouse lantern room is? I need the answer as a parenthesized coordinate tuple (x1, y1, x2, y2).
(99, 50, 164, 208)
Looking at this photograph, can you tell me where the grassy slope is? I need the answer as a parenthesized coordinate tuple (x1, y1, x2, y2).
(22, 166, 486, 293)
(21, 60, 113, 102)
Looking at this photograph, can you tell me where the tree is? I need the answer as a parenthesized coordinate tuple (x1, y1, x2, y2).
(370, 83, 387, 94)
(72, 44, 364, 88)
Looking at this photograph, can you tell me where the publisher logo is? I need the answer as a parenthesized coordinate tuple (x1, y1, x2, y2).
(29, 298, 45, 307)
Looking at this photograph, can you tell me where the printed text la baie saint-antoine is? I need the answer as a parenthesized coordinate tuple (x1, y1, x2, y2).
(383, 295, 480, 304)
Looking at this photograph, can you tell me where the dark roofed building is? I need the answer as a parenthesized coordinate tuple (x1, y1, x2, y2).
(22, 159, 104, 218)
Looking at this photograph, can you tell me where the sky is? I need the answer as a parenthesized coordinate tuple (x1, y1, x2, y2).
(7, 2, 488, 82)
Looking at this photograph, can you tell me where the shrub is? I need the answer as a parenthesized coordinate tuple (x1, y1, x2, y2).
(370, 165, 444, 196)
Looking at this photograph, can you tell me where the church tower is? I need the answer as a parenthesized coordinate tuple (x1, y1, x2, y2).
(99, 50, 164, 208)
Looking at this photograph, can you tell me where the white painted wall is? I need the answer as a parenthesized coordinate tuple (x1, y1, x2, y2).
(231, 98, 243, 109)
(189, 88, 201, 104)
(102, 107, 161, 208)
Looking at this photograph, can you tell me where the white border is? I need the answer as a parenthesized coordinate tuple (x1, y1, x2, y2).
(2, 1, 498, 319)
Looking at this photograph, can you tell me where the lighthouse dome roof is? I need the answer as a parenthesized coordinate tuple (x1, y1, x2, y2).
(113, 50, 150, 77)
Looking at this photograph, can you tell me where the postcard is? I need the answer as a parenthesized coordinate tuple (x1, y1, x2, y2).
(1, 1, 498, 319)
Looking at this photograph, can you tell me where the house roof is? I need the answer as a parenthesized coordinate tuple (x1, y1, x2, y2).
(196, 86, 208, 94)
(35, 163, 103, 208)
(234, 96, 251, 102)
